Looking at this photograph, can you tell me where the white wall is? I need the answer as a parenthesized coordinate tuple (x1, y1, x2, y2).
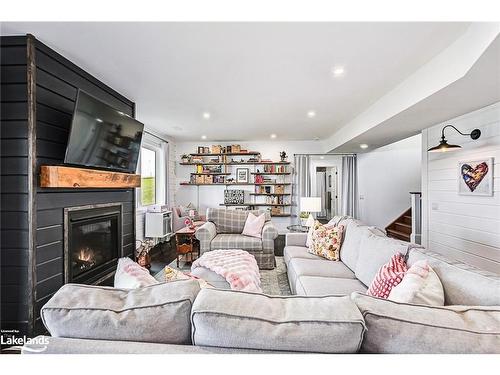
(421, 102, 500, 275)
(174, 140, 338, 233)
(358, 134, 422, 229)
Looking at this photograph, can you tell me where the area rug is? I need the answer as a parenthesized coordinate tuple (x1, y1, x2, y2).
(157, 256, 291, 295)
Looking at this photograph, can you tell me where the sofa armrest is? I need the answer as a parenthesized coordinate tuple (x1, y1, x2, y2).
(261, 221, 278, 253)
(285, 232, 308, 247)
(195, 221, 217, 254)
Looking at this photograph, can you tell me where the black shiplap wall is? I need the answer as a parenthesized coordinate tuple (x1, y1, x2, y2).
(1, 35, 137, 336)
(1, 36, 31, 336)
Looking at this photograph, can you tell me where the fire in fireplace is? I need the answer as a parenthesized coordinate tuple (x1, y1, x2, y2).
(64, 204, 123, 284)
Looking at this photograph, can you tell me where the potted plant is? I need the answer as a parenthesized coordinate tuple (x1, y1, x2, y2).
(299, 211, 309, 226)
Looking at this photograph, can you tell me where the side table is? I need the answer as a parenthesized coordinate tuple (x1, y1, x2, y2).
(174, 226, 200, 267)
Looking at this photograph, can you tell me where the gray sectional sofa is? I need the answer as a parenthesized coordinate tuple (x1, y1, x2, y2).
(23, 217, 500, 354)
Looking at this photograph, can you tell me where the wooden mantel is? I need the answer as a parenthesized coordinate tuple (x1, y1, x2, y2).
(40, 165, 141, 188)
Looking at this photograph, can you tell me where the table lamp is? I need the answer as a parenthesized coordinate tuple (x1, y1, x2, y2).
(300, 197, 322, 227)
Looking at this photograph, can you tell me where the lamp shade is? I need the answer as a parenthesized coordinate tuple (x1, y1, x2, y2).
(300, 197, 322, 212)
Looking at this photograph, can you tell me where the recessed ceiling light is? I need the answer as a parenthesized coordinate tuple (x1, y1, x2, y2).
(307, 110, 316, 118)
(320, 156, 325, 160)
(332, 66, 345, 77)
(202, 112, 211, 120)
(201, 135, 207, 140)
(360, 144, 369, 149)
(270, 134, 277, 139)
(95, 118, 103, 123)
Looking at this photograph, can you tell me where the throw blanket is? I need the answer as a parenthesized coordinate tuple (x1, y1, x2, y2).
(191, 249, 262, 293)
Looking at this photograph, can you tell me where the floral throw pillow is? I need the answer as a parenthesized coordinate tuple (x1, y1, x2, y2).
(308, 221, 344, 261)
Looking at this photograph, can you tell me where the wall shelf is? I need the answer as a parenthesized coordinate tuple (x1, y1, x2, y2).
(180, 182, 291, 186)
(40, 166, 141, 189)
(250, 193, 291, 196)
(219, 203, 291, 207)
(251, 172, 291, 175)
(180, 162, 290, 166)
(179, 146, 293, 217)
(189, 152, 260, 156)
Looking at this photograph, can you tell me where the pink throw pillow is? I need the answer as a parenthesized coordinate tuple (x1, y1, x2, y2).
(242, 212, 266, 238)
(367, 253, 408, 299)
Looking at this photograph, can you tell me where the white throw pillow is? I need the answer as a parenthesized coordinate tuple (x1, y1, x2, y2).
(242, 212, 266, 238)
(388, 260, 445, 306)
(306, 224, 314, 248)
(114, 257, 158, 289)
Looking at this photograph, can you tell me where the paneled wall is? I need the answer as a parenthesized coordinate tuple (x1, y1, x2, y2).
(1, 36, 31, 336)
(421, 102, 500, 275)
(1, 35, 137, 336)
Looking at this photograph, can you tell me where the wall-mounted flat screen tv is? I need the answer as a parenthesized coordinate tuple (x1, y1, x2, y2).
(64, 90, 144, 173)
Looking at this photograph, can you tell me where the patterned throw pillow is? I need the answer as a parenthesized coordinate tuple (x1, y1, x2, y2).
(308, 221, 344, 261)
(367, 253, 408, 299)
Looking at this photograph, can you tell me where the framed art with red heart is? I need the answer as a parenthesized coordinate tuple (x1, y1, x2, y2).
(458, 158, 494, 196)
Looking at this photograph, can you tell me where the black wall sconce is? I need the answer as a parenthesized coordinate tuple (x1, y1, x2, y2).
(427, 125, 481, 153)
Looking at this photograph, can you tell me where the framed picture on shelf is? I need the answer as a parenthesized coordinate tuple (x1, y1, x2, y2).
(197, 146, 204, 154)
(458, 158, 493, 196)
(236, 168, 249, 183)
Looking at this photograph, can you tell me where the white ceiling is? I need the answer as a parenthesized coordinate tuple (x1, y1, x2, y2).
(333, 34, 500, 153)
(1, 22, 471, 141)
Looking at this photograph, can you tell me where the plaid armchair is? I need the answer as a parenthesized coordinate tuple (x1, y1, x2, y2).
(195, 208, 278, 269)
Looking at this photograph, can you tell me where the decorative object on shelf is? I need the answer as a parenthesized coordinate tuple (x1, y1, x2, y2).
(181, 154, 191, 163)
(275, 184, 285, 194)
(280, 151, 288, 162)
(224, 189, 245, 204)
(236, 168, 249, 183)
(458, 158, 493, 196)
(211, 145, 222, 154)
(427, 124, 481, 153)
(300, 197, 322, 226)
(135, 239, 154, 269)
(184, 217, 196, 230)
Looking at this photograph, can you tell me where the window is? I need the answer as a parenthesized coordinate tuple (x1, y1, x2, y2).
(140, 147, 156, 206)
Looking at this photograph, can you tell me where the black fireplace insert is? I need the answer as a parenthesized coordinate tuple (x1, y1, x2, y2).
(64, 204, 122, 284)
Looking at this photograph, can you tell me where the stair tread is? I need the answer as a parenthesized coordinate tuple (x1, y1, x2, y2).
(386, 228, 411, 238)
(395, 222, 411, 228)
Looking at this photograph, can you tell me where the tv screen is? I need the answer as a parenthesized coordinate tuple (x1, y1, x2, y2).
(64, 90, 144, 173)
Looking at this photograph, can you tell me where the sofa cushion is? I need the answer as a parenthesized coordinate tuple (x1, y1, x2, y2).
(41, 280, 200, 345)
(288, 258, 356, 279)
(408, 247, 500, 306)
(211, 234, 262, 251)
(339, 221, 384, 272)
(354, 233, 411, 286)
(296, 276, 367, 296)
(284, 245, 321, 266)
(351, 292, 500, 354)
(206, 208, 270, 233)
(191, 288, 366, 353)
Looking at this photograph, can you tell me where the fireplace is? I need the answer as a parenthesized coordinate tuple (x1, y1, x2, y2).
(64, 203, 122, 284)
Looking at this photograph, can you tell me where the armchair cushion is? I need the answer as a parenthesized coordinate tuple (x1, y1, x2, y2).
(211, 234, 263, 251)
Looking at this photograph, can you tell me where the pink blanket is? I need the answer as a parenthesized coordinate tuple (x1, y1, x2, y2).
(191, 249, 262, 293)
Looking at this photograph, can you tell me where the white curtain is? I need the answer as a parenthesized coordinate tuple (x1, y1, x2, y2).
(341, 155, 358, 218)
(293, 155, 311, 223)
(316, 171, 327, 217)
